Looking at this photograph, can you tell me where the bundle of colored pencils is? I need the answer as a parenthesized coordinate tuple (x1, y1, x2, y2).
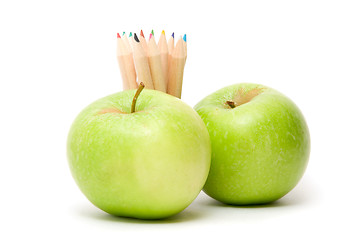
(116, 30, 187, 99)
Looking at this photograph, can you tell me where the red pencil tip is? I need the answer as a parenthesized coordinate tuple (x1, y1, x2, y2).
(149, 33, 152, 40)
(140, 30, 144, 38)
(117, 33, 121, 38)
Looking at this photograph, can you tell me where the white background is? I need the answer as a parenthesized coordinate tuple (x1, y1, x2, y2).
(1, 0, 358, 239)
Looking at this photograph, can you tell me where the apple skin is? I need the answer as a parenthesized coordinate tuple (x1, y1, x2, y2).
(67, 89, 211, 219)
(194, 83, 310, 205)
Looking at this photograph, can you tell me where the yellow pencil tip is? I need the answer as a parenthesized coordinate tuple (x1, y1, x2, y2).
(162, 30, 165, 35)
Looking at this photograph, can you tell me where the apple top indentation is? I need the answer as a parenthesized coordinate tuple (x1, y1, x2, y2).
(226, 87, 266, 109)
(96, 108, 126, 115)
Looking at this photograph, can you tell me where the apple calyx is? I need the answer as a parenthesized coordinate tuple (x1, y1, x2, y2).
(131, 82, 145, 113)
(226, 87, 264, 108)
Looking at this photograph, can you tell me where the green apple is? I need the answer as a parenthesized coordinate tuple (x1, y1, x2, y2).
(194, 83, 310, 205)
(67, 87, 211, 219)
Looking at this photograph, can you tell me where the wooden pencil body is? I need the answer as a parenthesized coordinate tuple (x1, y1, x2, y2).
(139, 36, 148, 56)
(183, 41, 187, 62)
(167, 39, 185, 98)
(133, 56, 153, 89)
(160, 53, 168, 87)
(122, 35, 131, 53)
(125, 53, 138, 89)
(167, 57, 185, 98)
(133, 41, 154, 89)
(117, 38, 131, 90)
(168, 37, 174, 55)
(148, 54, 166, 92)
(123, 35, 137, 89)
(117, 55, 130, 90)
(167, 36, 175, 94)
(158, 33, 169, 88)
(148, 38, 166, 92)
(117, 36, 137, 90)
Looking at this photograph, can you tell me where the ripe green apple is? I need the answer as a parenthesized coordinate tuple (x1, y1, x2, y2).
(194, 83, 310, 205)
(67, 88, 211, 219)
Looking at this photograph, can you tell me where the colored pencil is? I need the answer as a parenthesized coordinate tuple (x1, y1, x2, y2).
(167, 37, 186, 98)
(139, 30, 148, 55)
(122, 32, 131, 53)
(150, 29, 155, 42)
(116, 34, 130, 90)
(132, 33, 154, 89)
(116, 33, 137, 90)
(167, 32, 175, 94)
(157, 30, 169, 88)
(183, 34, 187, 62)
(168, 32, 175, 55)
(128, 32, 135, 49)
(122, 33, 137, 89)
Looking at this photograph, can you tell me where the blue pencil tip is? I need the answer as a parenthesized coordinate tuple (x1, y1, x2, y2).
(183, 34, 187, 42)
(171, 32, 174, 38)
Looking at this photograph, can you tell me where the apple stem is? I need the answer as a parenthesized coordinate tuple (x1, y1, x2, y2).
(226, 100, 236, 108)
(131, 82, 145, 113)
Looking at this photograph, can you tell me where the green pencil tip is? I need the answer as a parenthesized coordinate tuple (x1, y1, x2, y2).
(122, 32, 125, 36)
(129, 32, 132, 37)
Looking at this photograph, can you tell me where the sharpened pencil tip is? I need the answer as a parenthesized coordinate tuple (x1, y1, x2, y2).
(134, 33, 140, 42)
(123, 32, 125, 36)
(151, 29, 154, 35)
(162, 30, 165, 35)
(149, 33, 152, 40)
(183, 34, 187, 42)
(140, 30, 144, 38)
(117, 33, 121, 38)
(129, 32, 132, 37)
(171, 32, 174, 38)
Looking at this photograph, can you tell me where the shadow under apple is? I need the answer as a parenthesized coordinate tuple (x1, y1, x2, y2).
(73, 203, 207, 224)
(201, 178, 317, 209)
